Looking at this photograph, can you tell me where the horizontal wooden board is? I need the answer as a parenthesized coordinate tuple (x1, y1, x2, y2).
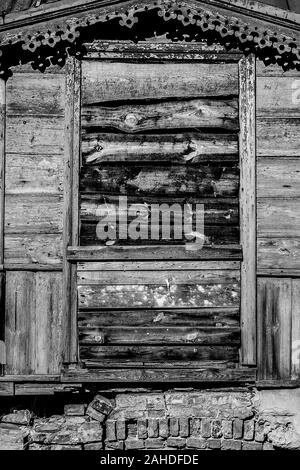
(257, 238, 300, 271)
(6, 116, 64, 155)
(77, 260, 240, 271)
(5, 154, 64, 194)
(78, 269, 240, 285)
(79, 345, 239, 364)
(80, 164, 239, 197)
(78, 282, 240, 309)
(257, 199, 300, 237)
(257, 77, 300, 117)
(6, 73, 65, 116)
(62, 367, 256, 383)
(257, 61, 300, 77)
(82, 99, 239, 132)
(77, 307, 240, 326)
(79, 325, 240, 346)
(257, 118, 300, 156)
(68, 245, 243, 261)
(5, 194, 63, 234)
(82, 133, 239, 164)
(4, 234, 63, 267)
(82, 62, 239, 103)
(257, 158, 300, 198)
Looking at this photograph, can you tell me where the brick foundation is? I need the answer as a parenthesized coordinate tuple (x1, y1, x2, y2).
(0, 388, 299, 450)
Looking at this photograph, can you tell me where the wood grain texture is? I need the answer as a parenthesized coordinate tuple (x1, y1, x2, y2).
(258, 238, 300, 271)
(257, 278, 292, 381)
(257, 77, 300, 117)
(257, 118, 300, 156)
(80, 164, 239, 197)
(258, 199, 300, 237)
(82, 99, 239, 132)
(239, 55, 256, 366)
(0, 79, 5, 266)
(82, 62, 239, 103)
(4, 233, 62, 267)
(257, 158, 300, 198)
(82, 133, 238, 164)
(6, 116, 64, 155)
(257, 61, 300, 77)
(6, 73, 65, 116)
(5, 271, 63, 375)
(77, 260, 240, 271)
(292, 280, 300, 380)
(5, 154, 63, 195)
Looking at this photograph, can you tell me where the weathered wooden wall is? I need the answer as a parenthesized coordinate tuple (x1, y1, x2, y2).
(256, 62, 300, 381)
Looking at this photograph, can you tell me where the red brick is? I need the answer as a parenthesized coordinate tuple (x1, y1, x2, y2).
(125, 439, 144, 450)
(212, 420, 222, 438)
(207, 439, 221, 450)
(148, 419, 159, 438)
(263, 442, 274, 450)
(233, 419, 243, 439)
(244, 420, 255, 441)
(116, 420, 126, 440)
(169, 418, 179, 437)
(166, 437, 186, 448)
(137, 419, 147, 439)
(201, 418, 211, 438)
(84, 442, 103, 450)
(221, 439, 242, 450)
(106, 420, 116, 441)
(222, 420, 233, 439)
(159, 418, 169, 439)
(243, 441, 263, 450)
(186, 437, 207, 449)
(105, 440, 124, 450)
(145, 438, 165, 449)
(179, 417, 189, 437)
(190, 418, 201, 436)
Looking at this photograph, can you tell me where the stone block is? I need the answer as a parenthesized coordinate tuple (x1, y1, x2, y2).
(221, 439, 242, 450)
(233, 418, 243, 439)
(166, 437, 186, 448)
(207, 438, 221, 450)
(64, 404, 86, 416)
(242, 441, 263, 450)
(148, 418, 159, 438)
(137, 419, 148, 439)
(179, 417, 189, 437)
(186, 437, 207, 449)
(222, 420, 233, 439)
(244, 420, 255, 441)
(1, 410, 31, 426)
(125, 439, 144, 449)
(159, 418, 169, 438)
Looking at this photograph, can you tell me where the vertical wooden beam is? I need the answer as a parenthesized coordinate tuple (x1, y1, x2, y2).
(292, 279, 300, 380)
(0, 78, 5, 374)
(62, 57, 81, 364)
(239, 55, 257, 365)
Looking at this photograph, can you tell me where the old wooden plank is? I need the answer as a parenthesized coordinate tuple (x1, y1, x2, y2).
(257, 118, 300, 156)
(258, 199, 300, 238)
(257, 278, 292, 381)
(257, 61, 300, 77)
(78, 283, 240, 309)
(68, 245, 243, 261)
(6, 116, 64, 155)
(82, 61, 238, 103)
(82, 99, 239, 132)
(77, 269, 240, 286)
(257, 77, 300, 117)
(5, 194, 63, 234)
(82, 133, 238, 164)
(14, 383, 81, 395)
(77, 261, 240, 271)
(292, 280, 300, 380)
(0, 79, 5, 266)
(78, 307, 240, 327)
(61, 367, 256, 383)
(6, 73, 65, 116)
(0, 382, 14, 395)
(257, 157, 300, 198)
(5, 154, 63, 195)
(0, 375, 60, 382)
(5, 271, 63, 375)
(80, 164, 239, 197)
(239, 55, 256, 366)
(258, 238, 300, 271)
(4, 233, 63, 267)
(79, 345, 239, 364)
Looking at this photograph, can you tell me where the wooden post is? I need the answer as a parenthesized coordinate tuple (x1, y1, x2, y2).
(62, 58, 81, 364)
(239, 55, 257, 365)
(0, 78, 6, 374)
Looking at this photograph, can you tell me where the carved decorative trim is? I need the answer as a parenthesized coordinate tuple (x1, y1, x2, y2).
(0, 0, 300, 77)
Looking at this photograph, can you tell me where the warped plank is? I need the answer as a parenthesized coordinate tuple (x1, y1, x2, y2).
(77, 260, 240, 271)
(257, 118, 300, 156)
(82, 133, 239, 164)
(77, 308, 240, 326)
(4, 233, 63, 266)
(78, 282, 240, 309)
(80, 195, 239, 226)
(82, 62, 238, 103)
(80, 164, 239, 197)
(257, 199, 300, 237)
(62, 367, 256, 383)
(6, 154, 63, 195)
(79, 326, 240, 345)
(257, 77, 300, 117)
(6, 116, 64, 155)
(68, 245, 243, 261)
(77, 269, 240, 285)
(5, 271, 63, 375)
(258, 238, 300, 271)
(257, 278, 292, 381)
(6, 73, 65, 116)
(257, 158, 300, 198)
(292, 280, 300, 380)
(5, 194, 63, 234)
(82, 99, 239, 132)
(79, 345, 239, 364)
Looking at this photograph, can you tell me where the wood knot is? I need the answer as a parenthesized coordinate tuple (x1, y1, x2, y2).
(124, 113, 138, 128)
